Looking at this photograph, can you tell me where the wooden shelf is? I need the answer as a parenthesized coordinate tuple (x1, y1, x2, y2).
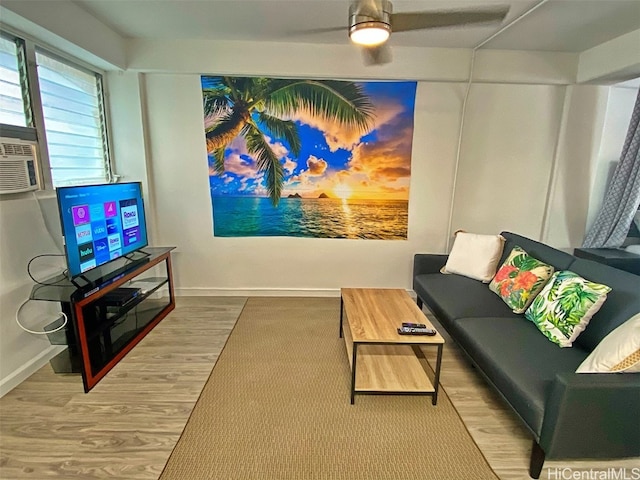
(342, 322, 434, 393)
(355, 345, 434, 393)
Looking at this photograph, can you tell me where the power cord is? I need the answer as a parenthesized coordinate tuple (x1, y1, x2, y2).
(27, 253, 68, 286)
(15, 298, 68, 335)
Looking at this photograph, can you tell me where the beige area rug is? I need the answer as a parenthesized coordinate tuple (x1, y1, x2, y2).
(159, 297, 498, 480)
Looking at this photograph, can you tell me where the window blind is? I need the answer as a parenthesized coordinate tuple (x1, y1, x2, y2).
(35, 51, 109, 186)
(0, 36, 27, 127)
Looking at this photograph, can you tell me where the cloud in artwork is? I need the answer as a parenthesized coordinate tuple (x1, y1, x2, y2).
(283, 158, 297, 174)
(289, 98, 404, 153)
(306, 155, 328, 176)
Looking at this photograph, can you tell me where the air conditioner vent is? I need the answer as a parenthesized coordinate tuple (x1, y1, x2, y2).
(0, 137, 39, 194)
(1, 143, 33, 157)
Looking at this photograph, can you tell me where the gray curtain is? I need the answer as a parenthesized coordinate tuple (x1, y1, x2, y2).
(583, 88, 640, 248)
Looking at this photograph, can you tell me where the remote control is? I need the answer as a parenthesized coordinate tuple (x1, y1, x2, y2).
(397, 326, 437, 336)
(402, 322, 426, 329)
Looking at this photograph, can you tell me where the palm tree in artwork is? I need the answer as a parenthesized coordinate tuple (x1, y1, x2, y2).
(202, 76, 375, 206)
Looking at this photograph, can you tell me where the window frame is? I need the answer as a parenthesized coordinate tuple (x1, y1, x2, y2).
(0, 29, 113, 190)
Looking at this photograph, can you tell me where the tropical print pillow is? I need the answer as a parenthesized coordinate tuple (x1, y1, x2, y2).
(489, 246, 554, 313)
(525, 270, 611, 348)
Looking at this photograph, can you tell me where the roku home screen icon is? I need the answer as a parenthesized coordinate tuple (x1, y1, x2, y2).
(72, 205, 90, 226)
(120, 199, 139, 230)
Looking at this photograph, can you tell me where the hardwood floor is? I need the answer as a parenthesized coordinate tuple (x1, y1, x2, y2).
(0, 296, 637, 480)
(0, 297, 245, 480)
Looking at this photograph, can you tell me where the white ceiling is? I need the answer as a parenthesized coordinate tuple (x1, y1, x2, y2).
(71, 0, 640, 52)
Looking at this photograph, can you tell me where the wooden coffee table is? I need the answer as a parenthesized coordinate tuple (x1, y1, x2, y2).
(339, 288, 445, 405)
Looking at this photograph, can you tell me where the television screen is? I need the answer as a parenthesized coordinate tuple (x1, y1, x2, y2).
(56, 182, 148, 278)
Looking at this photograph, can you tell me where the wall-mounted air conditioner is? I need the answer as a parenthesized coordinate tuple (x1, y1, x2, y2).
(0, 137, 40, 194)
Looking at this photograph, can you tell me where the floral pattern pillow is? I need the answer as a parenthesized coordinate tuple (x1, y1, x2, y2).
(525, 270, 611, 348)
(489, 246, 554, 313)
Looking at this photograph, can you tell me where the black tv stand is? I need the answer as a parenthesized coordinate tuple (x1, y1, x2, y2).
(31, 247, 176, 392)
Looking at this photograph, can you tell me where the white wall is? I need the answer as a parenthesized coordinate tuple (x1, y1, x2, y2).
(543, 85, 609, 248)
(450, 83, 566, 240)
(0, 0, 125, 70)
(0, 194, 67, 396)
(142, 75, 464, 294)
(578, 29, 640, 84)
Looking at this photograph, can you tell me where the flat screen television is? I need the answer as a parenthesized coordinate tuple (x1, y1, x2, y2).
(56, 182, 149, 279)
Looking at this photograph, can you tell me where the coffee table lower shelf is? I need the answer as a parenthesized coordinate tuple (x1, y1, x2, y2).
(342, 323, 442, 404)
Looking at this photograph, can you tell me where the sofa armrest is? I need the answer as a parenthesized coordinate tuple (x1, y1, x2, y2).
(413, 254, 448, 276)
(540, 372, 640, 459)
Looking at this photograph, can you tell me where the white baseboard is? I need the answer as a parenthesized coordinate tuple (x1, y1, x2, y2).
(0, 345, 67, 398)
(175, 287, 417, 299)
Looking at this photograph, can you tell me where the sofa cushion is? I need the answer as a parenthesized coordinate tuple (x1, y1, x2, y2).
(489, 246, 555, 314)
(414, 273, 514, 329)
(440, 231, 506, 282)
(452, 316, 590, 435)
(525, 270, 611, 348)
(568, 258, 640, 352)
(577, 313, 640, 373)
(500, 232, 575, 270)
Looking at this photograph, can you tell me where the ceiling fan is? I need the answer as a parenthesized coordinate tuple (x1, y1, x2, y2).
(333, 0, 509, 65)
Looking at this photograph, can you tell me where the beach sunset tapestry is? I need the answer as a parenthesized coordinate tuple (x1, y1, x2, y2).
(202, 75, 417, 239)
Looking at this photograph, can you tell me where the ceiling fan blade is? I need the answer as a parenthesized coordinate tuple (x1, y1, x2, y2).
(391, 7, 509, 32)
(288, 26, 345, 36)
(361, 44, 392, 66)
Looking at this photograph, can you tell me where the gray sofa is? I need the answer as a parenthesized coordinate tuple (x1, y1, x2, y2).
(413, 232, 640, 478)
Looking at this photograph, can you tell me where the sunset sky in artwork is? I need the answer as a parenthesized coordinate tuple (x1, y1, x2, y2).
(206, 80, 417, 201)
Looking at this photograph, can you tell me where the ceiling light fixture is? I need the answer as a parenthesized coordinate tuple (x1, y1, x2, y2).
(348, 0, 392, 47)
(349, 22, 391, 46)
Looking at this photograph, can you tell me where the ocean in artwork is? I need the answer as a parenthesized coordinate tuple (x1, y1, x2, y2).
(212, 196, 408, 239)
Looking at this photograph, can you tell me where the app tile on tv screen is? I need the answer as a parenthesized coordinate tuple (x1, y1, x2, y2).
(104, 201, 117, 218)
(123, 226, 140, 247)
(108, 234, 122, 252)
(120, 202, 139, 230)
(80, 259, 96, 273)
(90, 204, 105, 221)
(75, 224, 92, 244)
(106, 218, 119, 235)
(78, 241, 95, 262)
(72, 205, 90, 226)
(92, 221, 107, 239)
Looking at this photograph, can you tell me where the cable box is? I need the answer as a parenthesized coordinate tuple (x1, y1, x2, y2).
(101, 287, 141, 306)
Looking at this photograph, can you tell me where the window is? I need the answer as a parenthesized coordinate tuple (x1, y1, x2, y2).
(35, 52, 110, 186)
(0, 36, 27, 127)
(0, 32, 112, 188)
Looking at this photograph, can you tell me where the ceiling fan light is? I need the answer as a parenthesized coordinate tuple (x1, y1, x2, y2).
(349, 22, 391, 46)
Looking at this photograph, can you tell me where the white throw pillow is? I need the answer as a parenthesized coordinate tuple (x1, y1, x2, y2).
(440, 231, 506, 283)
(576, 313, 640, 373)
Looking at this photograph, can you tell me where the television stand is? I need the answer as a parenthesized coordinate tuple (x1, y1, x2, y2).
(30, 247, 176, 392)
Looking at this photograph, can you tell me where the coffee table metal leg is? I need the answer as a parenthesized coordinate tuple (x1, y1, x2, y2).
(432, 343, 443, 405)
(339, 296, 344, 338)
(351, 342, 358, 404)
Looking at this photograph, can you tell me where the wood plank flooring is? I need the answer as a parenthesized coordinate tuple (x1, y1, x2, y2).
(0, 296, 638, 480)
(0, 297, 245, 480)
